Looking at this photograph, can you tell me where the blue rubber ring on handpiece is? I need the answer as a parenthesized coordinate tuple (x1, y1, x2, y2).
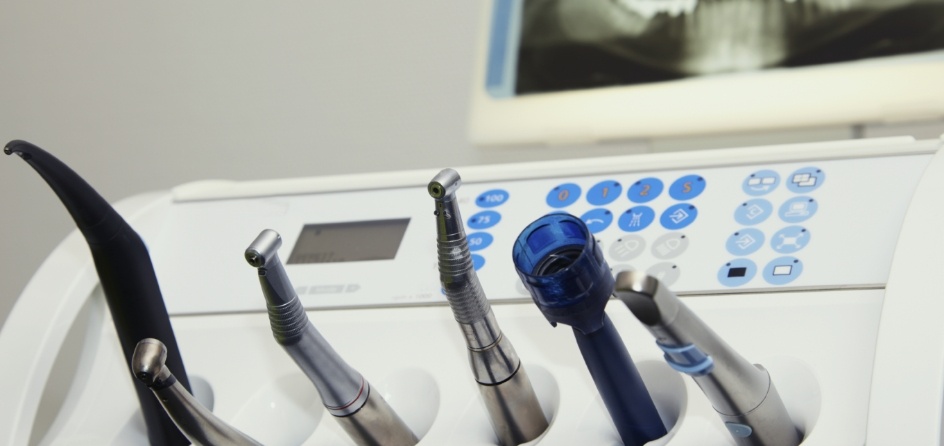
(658, 342, 715, 376)
(512, 213, 613, 334)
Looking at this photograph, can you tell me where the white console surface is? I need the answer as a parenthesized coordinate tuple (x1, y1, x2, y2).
(6, 136, 944, 446)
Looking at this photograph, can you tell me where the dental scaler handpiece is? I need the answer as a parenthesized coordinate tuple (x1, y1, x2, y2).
(132, 339, 262, 446)
(5, 140, 190, 445)
(614, 271, 800, 446)
(428, 169, 548, 446)
(513, 213, 666, 446)
(245, 230, 418, 446)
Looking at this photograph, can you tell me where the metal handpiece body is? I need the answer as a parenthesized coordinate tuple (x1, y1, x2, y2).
(132, 339, 262, 446)
(429, 169, 548, 446)
(245, 230, 418, 446)
(614, 271, 800, 446)
(5, 140, 190, 445)
(513, 213, 666, 446)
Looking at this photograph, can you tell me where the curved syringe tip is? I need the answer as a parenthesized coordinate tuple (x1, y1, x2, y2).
(513, 213, 666, 446)
(245, 229, 418, 446)
(7, 139, 190, 445)
(131, 339, 263, 446)
(614, 271, 801, 446)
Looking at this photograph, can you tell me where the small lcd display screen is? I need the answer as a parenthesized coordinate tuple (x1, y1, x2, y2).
(287, 218, 410, 264)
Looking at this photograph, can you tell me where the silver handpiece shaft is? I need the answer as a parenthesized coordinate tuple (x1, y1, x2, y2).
(614, 271, 800, 446)
(132, 338, 262, 446)
(429, 169, 548, 446)
(245, 230, 418, 446)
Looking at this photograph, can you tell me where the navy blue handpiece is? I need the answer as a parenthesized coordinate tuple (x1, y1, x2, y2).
(614, 272, 800, 446)
(5, 140, 190, 446)
(513, 213, 666, 446)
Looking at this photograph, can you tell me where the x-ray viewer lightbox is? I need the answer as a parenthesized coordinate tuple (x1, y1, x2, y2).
(469, 0, 944, 146)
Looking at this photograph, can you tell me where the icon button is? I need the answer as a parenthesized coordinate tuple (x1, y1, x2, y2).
(742, 170, 780, 196)
(647, 263, 680, 287)
(587, 180, 623, 206)
(771, 226, 809, 254)
(763, 256, 803, 285)
(580, 208, 614, 234)
(468, 210, 501, 230)
(661, 204, 698, 230)
(619, 206, 656, 232)
(476, 189, 509, 208)
(652, 233, 688, 259)
(779, 196, 818, 223)
(787, 167, 825, 193)
(669, 175, 706, 200)
(609, 235, 646, 261)
(718, 259, 757, 287)
(735, 199, 773, 226)
(467, 232, 494, 252)
(726, 228, 765, 256)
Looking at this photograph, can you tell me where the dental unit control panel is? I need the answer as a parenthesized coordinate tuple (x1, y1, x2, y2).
(3, 135, 944, 445)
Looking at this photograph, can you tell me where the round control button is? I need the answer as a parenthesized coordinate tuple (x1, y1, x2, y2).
(787, 167, 825, 193)
(763, 256, 803, 285)
(718, 259, 757, 287)
(652, 233, 688, 260)
(587, 180, 623, 206)
(771, 226, 809, 254)
(476, 189, 509, 208)
(628, 178, 664, 203)
(618, 206, 656, 232)
(669, 175, 706, 200)
(726, 228, 765, 256)
(547, 183, 581, 208)
(734, 199, 773, 226)
(471, 254, 486, 271)
(467, 232, 494, 252)
(647, 263, 680, 287)
(467, 210, 501, 230)
(609, 235, 646, 261)
(779, 196, 818, 223)
(580, 208, 614, 234)
(742, 170, 780, 196)
(660, 204, 698, 230)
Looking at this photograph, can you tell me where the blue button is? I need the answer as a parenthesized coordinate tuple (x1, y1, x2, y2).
(467, 232, 494, 251)
(734, 199, 773, 226)
(726, 228, 765, 256)
(546, 183, 581, 208)
(580, 208, 614, 234)
(476, 189, 509, 208)
(471, 254, 486, 271)
(763, 256, 803, 285)
(627, 178, 664, 203)
(718, 259, 756, 287)
(771, 226, 809, 254)
(618, 206, 655, 232)
(742, 169, 780, 196)
(660, 204, 698, 230)
(468, 210, 501, 230)
(779, 196, 818, 223)
(587, 180, 622, 206)
(669, 175, 706, 200)
(787, 167, 825, 193)
(725, 423, 754, 438)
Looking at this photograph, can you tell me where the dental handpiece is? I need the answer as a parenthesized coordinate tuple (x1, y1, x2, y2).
(513, 213, 666, 446)
(428, 169, 548, 446)
(614, 271, 800, 446)
(245, 229, 418, 446)
(5, 140, 190, 445)
(131, 338, 262, 446)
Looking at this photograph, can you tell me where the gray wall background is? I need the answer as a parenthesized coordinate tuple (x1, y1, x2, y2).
(1, 1, 942, 332)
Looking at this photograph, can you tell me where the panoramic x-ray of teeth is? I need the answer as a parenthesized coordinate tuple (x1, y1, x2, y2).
(516, 0, 944, 93)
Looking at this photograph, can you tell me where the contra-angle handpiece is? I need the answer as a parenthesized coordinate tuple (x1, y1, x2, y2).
(614, 271, 800, 446)
(245, 229, 418, 446)
(5, 140, 190, 445)
(428, 169, 548, 446)
(513, 213, 666, 446)
(132, 338, 262, 446)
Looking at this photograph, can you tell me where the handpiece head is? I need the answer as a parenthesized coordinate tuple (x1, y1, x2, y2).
(428, 168, 462, 200)
(513, 213, 614, 334)
(613, 270, 680, 327)
(132, 338, 169, 387)
(245, 229, 282, 268)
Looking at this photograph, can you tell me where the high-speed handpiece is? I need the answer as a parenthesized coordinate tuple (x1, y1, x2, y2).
(614, 271, 800, 446)
(513, 213, 666, 446)
(245, 229, 418, 446)
(4, 140, 190, 445)
(428, 169, 548, 446)
(132, 338, 262, 446)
